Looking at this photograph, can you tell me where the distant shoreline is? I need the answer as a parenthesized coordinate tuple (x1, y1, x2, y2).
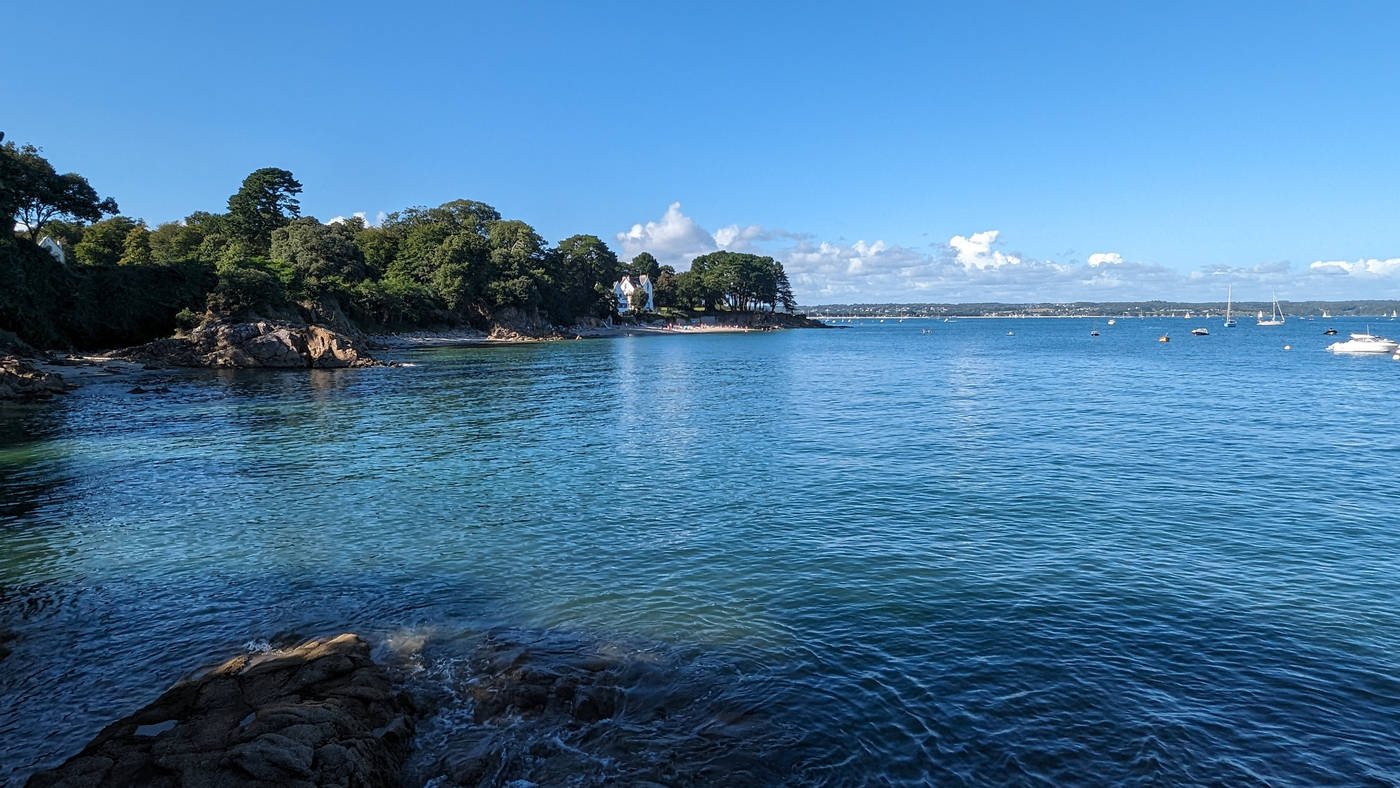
(809, 314, 1385, 320)
(805, 300, 1400, 320)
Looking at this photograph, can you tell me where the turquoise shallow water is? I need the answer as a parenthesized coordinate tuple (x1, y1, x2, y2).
(2, 318, 1399, 785)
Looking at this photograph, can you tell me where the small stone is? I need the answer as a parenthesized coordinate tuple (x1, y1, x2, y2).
(133, 720, 177, 737)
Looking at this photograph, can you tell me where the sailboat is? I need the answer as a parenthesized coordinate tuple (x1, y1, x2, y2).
(1223, 285, 1236, 327)
(1257, 292, 1284, 326)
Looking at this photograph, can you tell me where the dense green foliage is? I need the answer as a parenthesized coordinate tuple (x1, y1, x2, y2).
(674, 251, 796, 312)
(2, 133, 801, 349)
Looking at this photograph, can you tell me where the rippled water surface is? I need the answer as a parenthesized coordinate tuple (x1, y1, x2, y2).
(3, 318, 1399, 786)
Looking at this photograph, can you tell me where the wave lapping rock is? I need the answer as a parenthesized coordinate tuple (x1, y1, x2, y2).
(121, 320, 382, 369)
(26, 634, 414, 788)
(0, 355, 68, 400)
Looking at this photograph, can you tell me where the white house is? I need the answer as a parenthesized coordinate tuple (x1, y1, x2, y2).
(38, 236, 66, 265)
(613, 274, 654, 313)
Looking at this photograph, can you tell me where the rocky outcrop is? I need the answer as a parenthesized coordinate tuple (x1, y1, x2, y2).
(27, 634, 414, 788)
(119, 320, 382, 369)
(488, 306, 558, 340)
(0, 355, 68, 400)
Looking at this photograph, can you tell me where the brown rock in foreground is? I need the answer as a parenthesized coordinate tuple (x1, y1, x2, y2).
(0, 355, 68, 400)
(119, 320, 382, 369)
(27, 634, 414, 788)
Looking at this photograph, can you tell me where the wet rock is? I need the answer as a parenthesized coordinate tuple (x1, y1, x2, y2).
(0, 355, 68, 401)
(26, 633, 413, 788)
(117, 320, 382, 369)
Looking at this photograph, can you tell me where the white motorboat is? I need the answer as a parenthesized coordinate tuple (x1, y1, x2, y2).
(1327, 332, 1399, 354)
(1190, 327, 1209, 336)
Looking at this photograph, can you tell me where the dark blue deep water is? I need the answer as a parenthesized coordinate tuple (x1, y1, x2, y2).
(2, 318, 1399, 786)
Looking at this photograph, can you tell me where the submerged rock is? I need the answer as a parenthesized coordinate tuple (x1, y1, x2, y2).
(0, 355, 68, 401)
(26, 633, 414, 788)
(119, 320, 382, 369)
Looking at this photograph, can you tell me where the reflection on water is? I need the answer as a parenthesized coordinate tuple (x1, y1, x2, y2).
(3, 321, 1400, 786)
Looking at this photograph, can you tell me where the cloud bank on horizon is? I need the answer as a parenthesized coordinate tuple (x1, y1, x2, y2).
(616, 203, 1400, 304)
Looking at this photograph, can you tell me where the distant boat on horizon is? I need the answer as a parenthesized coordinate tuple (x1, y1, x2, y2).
(1224, 285, 1237, 327)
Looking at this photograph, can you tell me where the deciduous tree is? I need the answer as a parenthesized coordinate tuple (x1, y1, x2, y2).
(1, 136, 118, 242)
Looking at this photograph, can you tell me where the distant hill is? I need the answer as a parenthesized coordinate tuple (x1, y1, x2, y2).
(800, 300, 1400, 318)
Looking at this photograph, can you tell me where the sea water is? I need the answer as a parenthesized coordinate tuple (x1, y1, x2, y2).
(2, 318, 1398, 785)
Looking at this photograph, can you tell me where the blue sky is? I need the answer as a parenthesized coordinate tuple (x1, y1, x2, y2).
(8, 1, 1400, 302)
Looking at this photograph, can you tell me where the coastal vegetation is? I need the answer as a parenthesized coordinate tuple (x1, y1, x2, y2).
(1, 133, 801, 350)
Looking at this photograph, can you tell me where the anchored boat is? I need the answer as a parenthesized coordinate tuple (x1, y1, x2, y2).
(1327, 332, 1399, 354)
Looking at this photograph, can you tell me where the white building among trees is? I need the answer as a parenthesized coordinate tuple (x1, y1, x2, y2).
(38, 236, 66, 264)
(614, 274, 654, 313)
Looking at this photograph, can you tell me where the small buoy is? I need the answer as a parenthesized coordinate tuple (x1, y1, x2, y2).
(1284, 344, 1291, 351)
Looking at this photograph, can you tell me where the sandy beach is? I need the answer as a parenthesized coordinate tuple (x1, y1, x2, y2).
(369, 322, 770, 349)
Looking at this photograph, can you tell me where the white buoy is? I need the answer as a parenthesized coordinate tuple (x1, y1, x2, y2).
(1283, 344, 1291, 350)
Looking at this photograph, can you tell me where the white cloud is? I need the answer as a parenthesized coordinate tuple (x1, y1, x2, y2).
(616, 206, 1400, 302)
(1309, 257, 1400, 277)
(948, 230, 1021, 270)
(615, 202, 717, 267)
(326, 211, 386, 227)
(713, 223, 765, 249)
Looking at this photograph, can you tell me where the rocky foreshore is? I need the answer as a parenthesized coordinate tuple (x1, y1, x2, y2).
(26, 634, 415, 788)
(118, 320, 383, 369)
(0, 354, 69, 401)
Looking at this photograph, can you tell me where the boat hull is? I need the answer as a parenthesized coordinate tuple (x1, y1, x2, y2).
(1327, 336, 1399, 354)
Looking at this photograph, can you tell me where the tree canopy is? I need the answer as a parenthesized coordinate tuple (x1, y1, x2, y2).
(1, 133, 119, 241)
(3, 131, 805, 349)
(681, 251, 794, 312)
(226, 167, 302, 249)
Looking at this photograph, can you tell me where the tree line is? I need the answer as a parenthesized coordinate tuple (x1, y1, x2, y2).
(2, 133, 799, 349)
